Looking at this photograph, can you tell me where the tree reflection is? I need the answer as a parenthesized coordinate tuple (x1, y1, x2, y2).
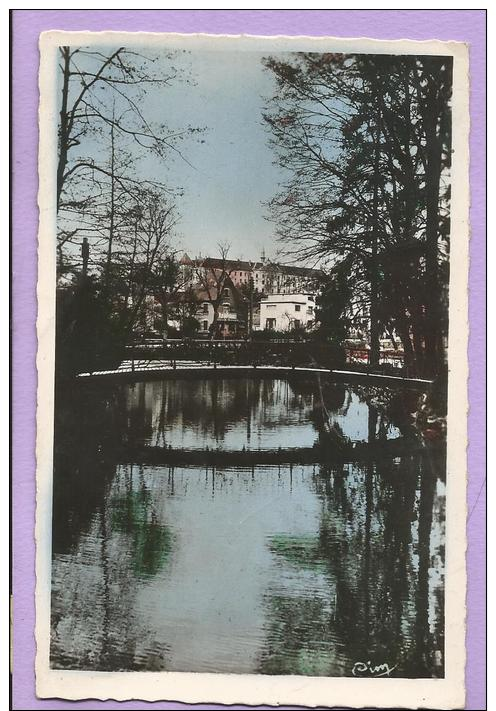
(52, 383, 129, 555)
(51, 464, 173, 671)
(52, 377, 445, 677)
(413, 448, 445, 677)
(110, 467, 174, 578)
(260, 436, 445, 677)
(124, 378, 316, 449)
(259, 595, 337, 676)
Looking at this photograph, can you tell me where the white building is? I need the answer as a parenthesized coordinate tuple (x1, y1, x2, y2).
(258, 293, 316, 332)
(180, 252, 324, 298)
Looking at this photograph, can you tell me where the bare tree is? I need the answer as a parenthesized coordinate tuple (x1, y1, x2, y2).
(58, 128, 149, 283)
(123, 190, 179, 334)
(148, 254, 186, 334)
(194, 243, 235, 337)
(57, 45, 199, 211)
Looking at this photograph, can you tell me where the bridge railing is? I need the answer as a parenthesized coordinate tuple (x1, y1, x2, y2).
(125, 338, 345, 369)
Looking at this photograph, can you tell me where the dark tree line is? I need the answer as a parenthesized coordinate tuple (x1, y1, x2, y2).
(263, 53, 452, 377)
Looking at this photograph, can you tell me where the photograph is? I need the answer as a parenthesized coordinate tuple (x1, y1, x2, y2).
(34, 31, 469, 707)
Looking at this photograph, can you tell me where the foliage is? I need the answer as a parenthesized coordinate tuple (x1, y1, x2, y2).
(56, 275, 128, 379)
(263, 52, 452, 376)
(314, 263, 353, 344)
(250, 327, 309, 342)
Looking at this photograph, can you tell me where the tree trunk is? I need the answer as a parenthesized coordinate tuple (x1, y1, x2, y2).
(423, 112, 442, 377)
(161, 300, 169, 335)
(396, 318, 416, 375)
(125, 221, 138, 306)
(210, 303, 220, 339)
(369, 81, 382, 369)
(411, 305, 425, 377)
(421, 65, 449, 378)
(57, 47, 71, 212)
(104, 118, 116, 292)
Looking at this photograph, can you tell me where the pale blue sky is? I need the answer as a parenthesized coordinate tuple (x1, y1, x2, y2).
(73, 47, 288, 261)
(145, 50, 284, 260)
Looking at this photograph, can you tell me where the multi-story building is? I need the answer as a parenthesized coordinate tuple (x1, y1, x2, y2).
(176, 252, 324, 336)
(193, 278, 248, 338)
(259, 293, 316, 332)
(263, 264, 322, 295)
(179, 252, 324, 297)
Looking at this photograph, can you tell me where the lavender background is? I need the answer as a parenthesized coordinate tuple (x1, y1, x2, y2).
(11, 10, 486, 710)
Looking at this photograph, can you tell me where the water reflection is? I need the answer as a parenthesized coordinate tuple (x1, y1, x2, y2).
(124, 378, 317, 450)
(121, 378, 401, 450)
(51, 377, 444, 677)
(259, 453, 445, 677)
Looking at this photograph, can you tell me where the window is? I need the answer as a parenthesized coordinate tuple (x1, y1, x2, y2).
(202, 320, 209, 331)
(202, 303, 209, 314)
(295, 304, 301, 312)
(223, 288, 229, 296)
(307, 306, 313, 315)
(294, 319, 301, 329)
(266, 318, 276, 329)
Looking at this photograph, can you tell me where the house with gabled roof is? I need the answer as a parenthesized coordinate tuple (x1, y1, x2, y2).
(192, 276, 248, 338)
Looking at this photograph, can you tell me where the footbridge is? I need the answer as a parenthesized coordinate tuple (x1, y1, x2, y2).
(117, 434, 433, 468)
(77, 361, 433, 389)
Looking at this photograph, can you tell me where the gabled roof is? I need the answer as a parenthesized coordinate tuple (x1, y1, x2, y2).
(179, 252, 193, 265)
(188, 277, 248, 307)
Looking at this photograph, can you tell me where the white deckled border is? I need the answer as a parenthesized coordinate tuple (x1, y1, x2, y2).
(35, 30, 469, 709)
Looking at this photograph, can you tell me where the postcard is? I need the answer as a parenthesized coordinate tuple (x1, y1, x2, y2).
(36, 31, 469, 708)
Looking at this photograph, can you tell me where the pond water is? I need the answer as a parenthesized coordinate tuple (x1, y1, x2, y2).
(51, 377, 445, 678)
(122, 378, 401, 450)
